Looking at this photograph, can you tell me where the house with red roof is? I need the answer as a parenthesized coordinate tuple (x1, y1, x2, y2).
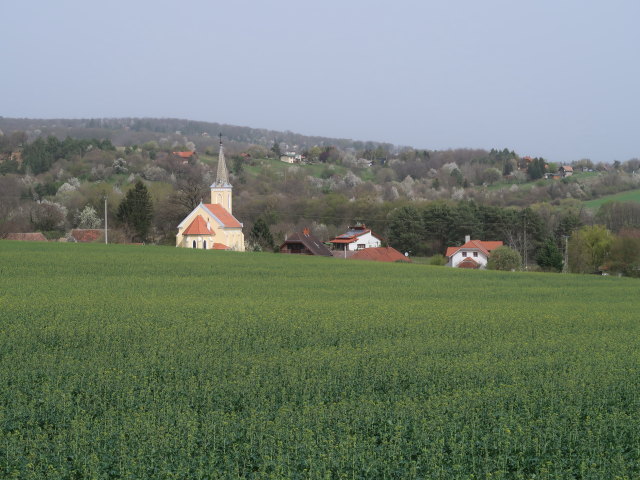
(175, 139, 245, 251)
(445, 235, 503, 269)
(329, 224, 382, 252)
(350, 247, 409, 263)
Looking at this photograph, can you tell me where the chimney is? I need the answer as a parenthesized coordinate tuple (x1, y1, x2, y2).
(465, 235, 470, 243)
(303, 227, 310, 236)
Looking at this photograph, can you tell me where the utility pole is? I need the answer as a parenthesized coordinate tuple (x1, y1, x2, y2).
(104, 195, 108, 244)
(562, 235, 569, 273)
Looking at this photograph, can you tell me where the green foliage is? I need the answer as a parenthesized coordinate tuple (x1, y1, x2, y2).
(116, 180, 153, 241)
(487, 245, 522, 270)
(526, 157, 547, 180)
(604, 234, 640, 277)
(21, 135, 114, 174)
(568, 225, 614, 273)
(1, 242, 639, 478)
(536, 237, 563, 271)
(248, 217, 275, 252)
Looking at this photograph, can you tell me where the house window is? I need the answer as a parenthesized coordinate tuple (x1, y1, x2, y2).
(462, 251, 467, 257)
(203, 240, 207, 249)
(473, 251, 478, 257)
(357, 244, 365, 250)
(192, 240, 197, 249)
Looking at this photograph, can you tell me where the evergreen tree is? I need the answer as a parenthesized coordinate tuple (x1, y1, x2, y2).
(536, 237, 563, 271)
(249, 218, 275, 252)
(116, 180, 153, 242)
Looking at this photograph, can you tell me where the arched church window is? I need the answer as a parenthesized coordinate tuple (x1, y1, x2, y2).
(203, 240, 207, 249)
(192, 240, 196, 249)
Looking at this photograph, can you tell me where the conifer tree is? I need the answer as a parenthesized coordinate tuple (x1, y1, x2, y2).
(116, 180, 153, 242)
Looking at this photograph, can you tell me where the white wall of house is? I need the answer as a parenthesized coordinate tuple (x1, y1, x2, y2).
(345, 231, 382, 251)
(449, 249, 489, 268)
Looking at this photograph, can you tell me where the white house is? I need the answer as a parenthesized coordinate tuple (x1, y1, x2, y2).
(446, 235, 503, 269)
(330, 224, 382, 252)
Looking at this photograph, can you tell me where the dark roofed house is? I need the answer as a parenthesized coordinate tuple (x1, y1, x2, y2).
(69, 229, 103, 243)
(5, 232, 48, 242)
(280, 228, 333, 256)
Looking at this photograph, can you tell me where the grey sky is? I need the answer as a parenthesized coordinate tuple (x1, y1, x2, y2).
(2, 0, 639, 163)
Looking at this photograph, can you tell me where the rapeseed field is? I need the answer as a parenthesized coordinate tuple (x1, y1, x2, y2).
(0, 241, 638, 479)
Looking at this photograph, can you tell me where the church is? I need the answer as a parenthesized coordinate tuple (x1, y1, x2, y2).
(175, 139, 245, 251)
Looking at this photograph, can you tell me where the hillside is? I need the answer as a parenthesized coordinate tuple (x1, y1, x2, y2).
(1, 241, 639, 478)
(2, 117, 640, 262)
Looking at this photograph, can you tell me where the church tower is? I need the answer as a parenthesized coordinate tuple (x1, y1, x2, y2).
(210, 135, 233, 213)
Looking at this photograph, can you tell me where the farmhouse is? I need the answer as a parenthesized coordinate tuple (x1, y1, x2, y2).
(279, 228, 333, 256)
(175, 139, 245, 251)
(329, 224, 382, 252)
(446, 236, 503, 269)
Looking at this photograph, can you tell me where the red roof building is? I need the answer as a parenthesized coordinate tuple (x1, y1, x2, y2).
(350, 247, 410, 263)
(329, 224, 383, 252)
(446, 236, 503, 269)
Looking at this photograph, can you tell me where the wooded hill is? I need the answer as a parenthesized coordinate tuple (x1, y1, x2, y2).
(1, 117, 640, 272)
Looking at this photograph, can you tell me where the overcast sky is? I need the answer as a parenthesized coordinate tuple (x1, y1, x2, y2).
(2, 0, 639, 162)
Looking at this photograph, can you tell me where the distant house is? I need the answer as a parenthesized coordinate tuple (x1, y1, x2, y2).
(280, 152, 303, 164)
(329, 224, 383, 252)
(69, 229, 103, 243)
(279, 228, 333, 256)
(445, 236, 503, 269)
(350, 247, 409, 263)
(559, 165, 573, 177)
(5, 233, 48, 242)
(172, 151, 198, 164)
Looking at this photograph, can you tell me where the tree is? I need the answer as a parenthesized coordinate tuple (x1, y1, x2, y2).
(116, 180, 153, 242)
(487, 246, 522, 271)
(568, 225, 613, 273)
(606, 235, 640, 277)
(31, 200, 67, 232)
(76, 205, 102, 229)
(536, 237, 563, 272)
(387, 205, 424, 255)
(270, 140, 281, 158)
(527, 157, 547, 180)
(248, 218, 275, 252)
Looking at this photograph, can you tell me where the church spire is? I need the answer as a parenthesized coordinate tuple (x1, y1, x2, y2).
(215, 133, 230, 187)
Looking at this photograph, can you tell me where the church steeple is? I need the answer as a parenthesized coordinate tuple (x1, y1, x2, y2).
(214, 133, 230, 187)
(210, 134, 233, 212)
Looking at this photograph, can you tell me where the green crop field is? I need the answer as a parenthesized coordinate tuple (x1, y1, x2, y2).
(584, 188, 640, 210)
(1, 242, 639, 479)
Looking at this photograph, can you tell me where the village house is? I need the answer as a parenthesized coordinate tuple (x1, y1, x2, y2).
(329, 224, 382, 252)
(279, 228, 333, 256)
(559, 165, 573, 177)
(175, 139, 245, 251)
(280, 152, 303, 164)
(446, 236, 503, 269)
(350, 246, 409, 263)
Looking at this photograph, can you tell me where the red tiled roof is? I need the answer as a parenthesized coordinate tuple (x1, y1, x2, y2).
(5, 233, 47, 242)
(203, 204, 242, 228)
(446, 240, 503, 257)
(183, 215, 214, 235)
(350, 247, 410, 263)
(70, 229, 103, 242)
(458, 257, 481, 269)
(213, 243, 228, 250)
(173, 151, 196, 158)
